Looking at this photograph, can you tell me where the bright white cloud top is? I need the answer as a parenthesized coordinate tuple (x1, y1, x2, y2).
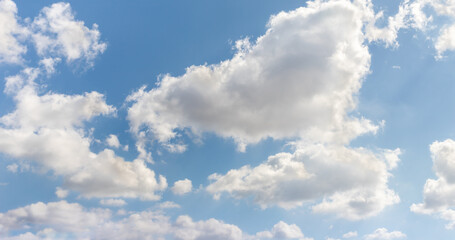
(127, 0, 378, 152)
(1, 0, 455, 238)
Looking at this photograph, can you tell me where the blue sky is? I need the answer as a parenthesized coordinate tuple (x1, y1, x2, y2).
(2, 0, 455, 239)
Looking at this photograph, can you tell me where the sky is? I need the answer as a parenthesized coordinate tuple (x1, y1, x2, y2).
(2, 0, 455, 239)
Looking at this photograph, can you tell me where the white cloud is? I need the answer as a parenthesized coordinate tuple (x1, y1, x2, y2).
(1, 86, 115, 130)
(55, 187, 69, 199)
(0, 0, 167, 202)
(362, 0, 413, 47)
(127, 0, 380, 154)
(404, 0, 455, 58)
(0, 201, 169, 239)
(106, 134, 121, 148)
(0, 72, 167, 200)
(0, 0, 106, 66)
(116, 0, 401, 220)
(255, 221, 310, 240)
(207, 144, 400, 219)
(0, 201, 111, 234)
(173, 215, 243, 240)
(1, 228, 59, 240)
(0, 200, 308, 240)
(0, 0, 27, 64)
(157, 201, 181, 209)
(6, 163, 18, 173)
(99, 199, 127, 207)
(4, 67, 40, 95)
(435, 24, 455, 58)
(357, 0, 455, 58)
(343, 231, 358, 238)
(411, 139, 455, 228)
(172, 178, 193, 196)
(363, 228, 406, 240)
(91, 211, 172, 240)
(31, 2, 106, 65)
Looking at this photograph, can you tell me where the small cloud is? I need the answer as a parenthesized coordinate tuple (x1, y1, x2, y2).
(171, 179, 192, 196)
(157, 201, 181, 209)
(100, 198, 127, 207)
(116, 209, 127, 216)
(55, 187, 69, 198)
(343, 231, 358, 238)
(392, 65, 401, 70)
(6, 163, 18, 173)
(364, 228, 406, 240)
(106, 134, 121, 148)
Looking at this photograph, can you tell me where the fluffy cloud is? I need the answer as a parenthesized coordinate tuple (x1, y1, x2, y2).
(127, 0, 380, 153)
(342, 231, 358, 238)
(0, 1, 168, 201)
(0, 201, 111, 235)
(171, 178, 192, 196)
(126, 0, 402, 220)
(55, 187, 69, 199)
(173, 215, 243, 240)
(358, 0, 455, 57)
(90, 211, 172, 240)
(106, 134, 121, 148)
(207, 144, 400, 219)
(0, 0, 27, 64)
(363, 228, 406, 240)
(0, 68, 167, 200)
(0, 0, 106, 66)
(435, 24, 455, 58)
(31, 2, 106, 65)
(255, 221, 310, 240)
(127, 0, 455, 156)
(403, 0, 455, 58)
(6, 163, 18, 173)
(0, 201, 308, 240)
(411, 139, 455, 228)
(362, 0, 414, 47)
(0, 201, 169, 239)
